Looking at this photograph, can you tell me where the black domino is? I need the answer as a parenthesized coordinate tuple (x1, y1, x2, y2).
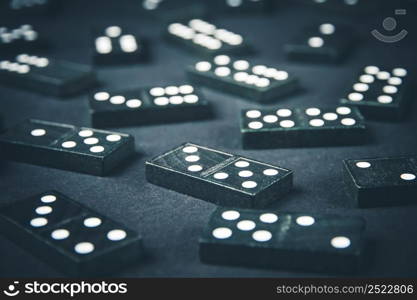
(187, 55, 299, 102)
(288, 0, 381, 14)
(241, 106, 367, 148)
(340, 66, 412, 121)
(208, 0, 272, 14)
(0, 54, 96, 96)
(141, 0, 207, 23)
(89, 84, 212, 128)
(146, 143, 293, 208)
(92, 26, 147, 65)
(1, 0, 54, 16)
(343, 157, 417, 208)
(0, 119, 135, 176)
(284, 23, 356, 63)
(0, 25, 44, 55)
(0, 191, 142, 276)
(166, 19, 251, 57)
(200, 208, 365, 273)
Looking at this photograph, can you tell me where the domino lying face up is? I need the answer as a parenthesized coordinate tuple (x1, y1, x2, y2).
(146, 143, 293, 208)
(0, 54, 96, 96)
(284, 23, 356, 63)
(340, 66, 412, 121)
(141, 0, 207, 23)
(200, 208, 366, 274)
(343, 156, 417, 208)
(241, 106, 367, 148)
(0, 25, 42, 55)
(166, 19, 251, 57)
(89, 84, 212, 128)
(187, 55, 299, 103)
(0, 191, 143, 276)
(0, 119, 135, 176)
(206, 0, 272, 14)
(93, 26, 146, 65)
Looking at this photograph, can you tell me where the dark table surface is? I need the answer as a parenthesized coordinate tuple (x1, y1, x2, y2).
(1, 0, 417, 278)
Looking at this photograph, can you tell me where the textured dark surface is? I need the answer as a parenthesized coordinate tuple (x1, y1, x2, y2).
(1, 0, 417, 277)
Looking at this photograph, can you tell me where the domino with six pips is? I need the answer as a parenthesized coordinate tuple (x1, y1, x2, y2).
(340, 66, 412, 121)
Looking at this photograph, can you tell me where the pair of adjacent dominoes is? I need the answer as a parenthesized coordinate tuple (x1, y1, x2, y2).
(187, 55, 299, 102)
(0, 191, 143, 276)
(284, 23, 356, 63)
(0, 54, 96, 96)
(89, 84, 212, 128)
(341, 65, 412, 121)
(0, 25, 43, 55)
(0, 119, 135, 176)
(240, 105, 367, 148)
(343, 156, 417, 208)
(200, 207, 366, 273)
(166, 19, 251, 57)
(92, 26, 147, 65)
(146, 143, 293, 208)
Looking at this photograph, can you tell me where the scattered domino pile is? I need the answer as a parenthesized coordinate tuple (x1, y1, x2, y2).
(0, 0, 416, 277)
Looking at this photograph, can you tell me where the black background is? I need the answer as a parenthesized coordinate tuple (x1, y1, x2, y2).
(1, 0, 417, 278)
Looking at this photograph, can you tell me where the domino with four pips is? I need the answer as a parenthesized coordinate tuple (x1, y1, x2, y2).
(89, 84, 212, 128)
(0, 191, 143, 276)
(146, 143, 293, 208)
(0, 119, 135, 176)
(200, 207, 366, 273)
